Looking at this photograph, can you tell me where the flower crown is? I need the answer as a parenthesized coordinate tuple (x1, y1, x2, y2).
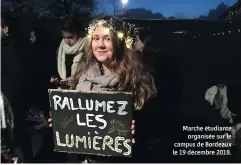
(86, 17, 135, 49)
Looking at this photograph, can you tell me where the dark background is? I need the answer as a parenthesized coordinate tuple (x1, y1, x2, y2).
(1, 12, 241, 162)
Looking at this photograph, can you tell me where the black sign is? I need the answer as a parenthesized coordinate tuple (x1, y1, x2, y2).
(48, 89, 133, 157)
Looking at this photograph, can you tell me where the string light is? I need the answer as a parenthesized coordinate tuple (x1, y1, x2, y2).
(125, 36, 134, 49)
(117, 32, 124, 40)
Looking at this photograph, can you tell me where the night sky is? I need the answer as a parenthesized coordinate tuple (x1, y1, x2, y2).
(98, 0, 237, 18)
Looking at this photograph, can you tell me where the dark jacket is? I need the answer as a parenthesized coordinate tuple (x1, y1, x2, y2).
(1, 36, 34, 163)
(25, 43, 50, 112)
(1, 36, 23, 119)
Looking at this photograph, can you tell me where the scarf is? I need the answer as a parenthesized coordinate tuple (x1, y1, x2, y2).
(57, 38, 85, 79)
(0, 93, 14, 129)
(75, 62, 120, 92)
(0, 93, 7, 129)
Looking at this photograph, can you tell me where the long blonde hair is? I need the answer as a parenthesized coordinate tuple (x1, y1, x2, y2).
(73, 16, 157, 110)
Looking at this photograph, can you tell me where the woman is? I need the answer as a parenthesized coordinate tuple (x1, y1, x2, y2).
(134, 29, 159, 75)
(73, 17, 156, 109)
(49, 15, 157, 162)
(50, 15, 85, 88)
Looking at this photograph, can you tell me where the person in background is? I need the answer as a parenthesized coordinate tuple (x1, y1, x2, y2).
(1, 17, 33, 163)
(1, 20, 9, 37)
(1, 17, 20, 108)
(26, 28, 49, 111)
(23, 28, 53, 162)
(134, 29, 159, 76)
(50, 15, 85, 88)
(48, 15, 157, 163)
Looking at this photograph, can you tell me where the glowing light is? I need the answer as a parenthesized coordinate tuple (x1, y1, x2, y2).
(122, 0, 128, 5)
(125, 36, 133, 49)
(117, 32, 124, 39)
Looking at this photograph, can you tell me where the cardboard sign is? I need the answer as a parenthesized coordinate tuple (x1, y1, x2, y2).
(48, 89, 133, 157)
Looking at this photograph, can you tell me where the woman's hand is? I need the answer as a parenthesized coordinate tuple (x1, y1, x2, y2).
(50, 77, 59, 84)
(48, 118, 53, 127)
(8, 157, 18, 164)
(60, 77, 73, 86)
(131, 120, 135, 144)
(12, 157, 18, 164)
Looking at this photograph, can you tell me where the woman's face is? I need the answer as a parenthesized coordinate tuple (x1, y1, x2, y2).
(134, 35, 144, 52)
(92, 26, 113, 65)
